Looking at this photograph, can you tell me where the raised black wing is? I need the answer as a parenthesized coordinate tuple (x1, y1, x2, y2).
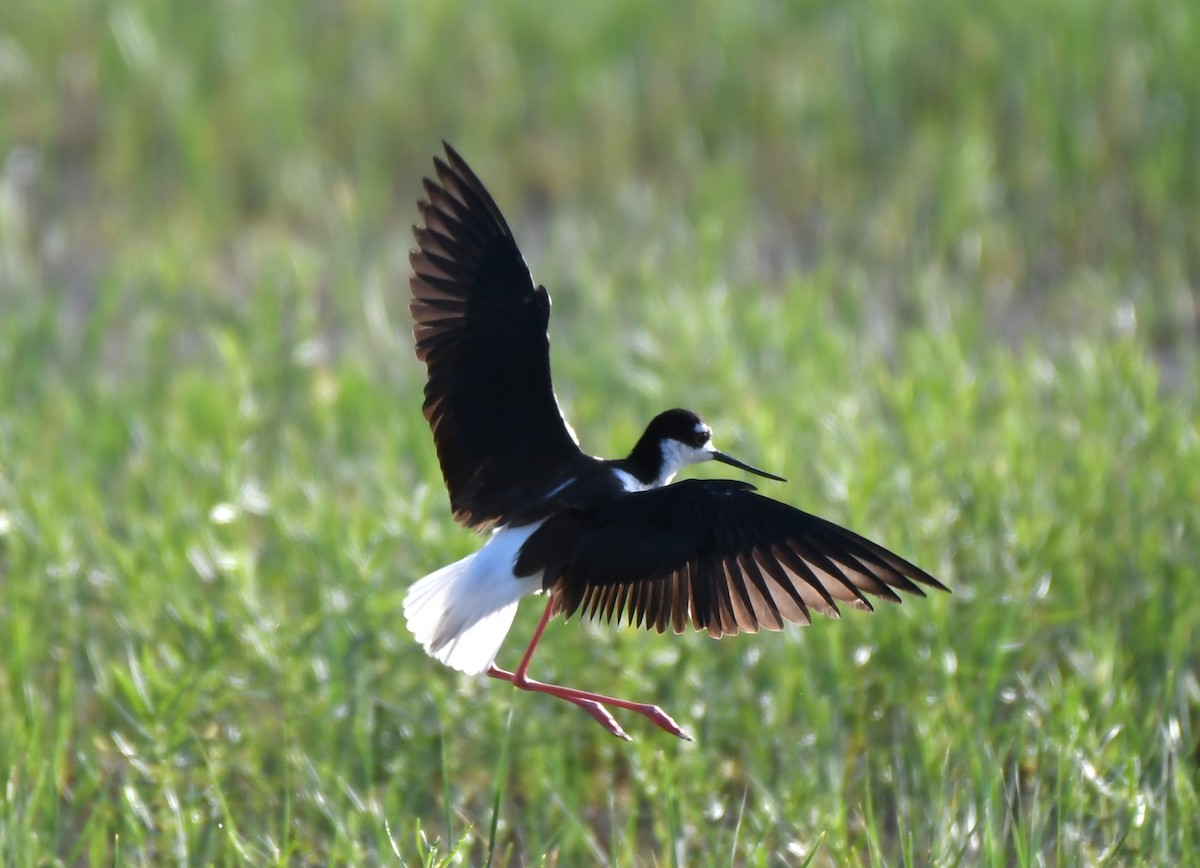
(410, 143, 583, 529)
(515, 479, 946, 637)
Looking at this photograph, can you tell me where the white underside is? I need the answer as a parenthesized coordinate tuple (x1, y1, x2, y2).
(403, 523, 544, 675)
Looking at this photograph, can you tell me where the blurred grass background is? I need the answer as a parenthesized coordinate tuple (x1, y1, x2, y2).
(1, 0, 1198, 864)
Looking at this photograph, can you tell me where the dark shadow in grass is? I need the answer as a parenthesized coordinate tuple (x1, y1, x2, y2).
(486, 706, 515, 867)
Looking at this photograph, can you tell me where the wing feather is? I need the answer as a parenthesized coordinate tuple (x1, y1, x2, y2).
(517, 479, 945, 637)
(410, 144, 582, 529)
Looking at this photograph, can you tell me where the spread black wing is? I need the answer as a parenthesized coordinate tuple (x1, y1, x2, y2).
(410, 143, 583, 529)
(515, 479, 946, 637)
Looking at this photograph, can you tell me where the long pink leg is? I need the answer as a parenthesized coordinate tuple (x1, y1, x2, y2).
(486, 598, 693, 741)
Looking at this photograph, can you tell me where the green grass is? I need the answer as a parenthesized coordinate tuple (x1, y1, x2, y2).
(2, 0, 1198, 863)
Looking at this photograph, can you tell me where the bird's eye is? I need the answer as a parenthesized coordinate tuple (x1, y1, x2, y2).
(696, 429, 712, 446)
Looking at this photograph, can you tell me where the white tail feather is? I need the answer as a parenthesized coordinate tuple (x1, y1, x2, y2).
(403, 524, 543, 675)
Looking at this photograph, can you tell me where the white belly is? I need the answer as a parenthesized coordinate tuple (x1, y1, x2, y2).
(403, 523, 544, 674)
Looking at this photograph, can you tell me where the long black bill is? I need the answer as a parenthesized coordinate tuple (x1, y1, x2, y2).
(712, 450, 787, 482)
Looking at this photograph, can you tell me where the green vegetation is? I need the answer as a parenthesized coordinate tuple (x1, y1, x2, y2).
(1, 0, 1197, 863)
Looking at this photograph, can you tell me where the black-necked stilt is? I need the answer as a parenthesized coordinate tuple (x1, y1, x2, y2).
(403, 143, 946, 741)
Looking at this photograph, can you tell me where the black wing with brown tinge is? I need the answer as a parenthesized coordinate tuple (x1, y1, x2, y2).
(410, 144, 583, 530)
(515, 479, 947, 637)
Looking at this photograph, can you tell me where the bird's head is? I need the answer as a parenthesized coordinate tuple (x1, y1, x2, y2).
(632, 408, 786, 488)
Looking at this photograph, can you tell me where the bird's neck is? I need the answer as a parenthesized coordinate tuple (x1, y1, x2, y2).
(620, 438, 677, 490)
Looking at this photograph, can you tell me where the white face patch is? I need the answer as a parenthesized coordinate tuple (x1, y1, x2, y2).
(652, 438, 715, 487)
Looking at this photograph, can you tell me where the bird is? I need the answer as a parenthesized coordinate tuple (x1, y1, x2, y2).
(403, 143, 946, 741)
